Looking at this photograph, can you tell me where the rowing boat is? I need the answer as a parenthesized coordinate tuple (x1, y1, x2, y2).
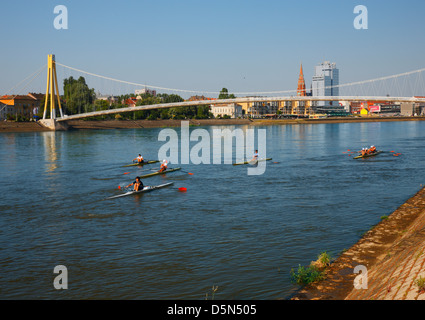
(106, 182, 174, 199)
(138, 167, 181, 179)
(123, 160, 160, 167)
(353, 151, 382, 159)
(233, 158, 272, 166)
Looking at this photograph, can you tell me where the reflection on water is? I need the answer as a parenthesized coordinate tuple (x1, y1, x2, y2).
(42, 132, 61, 174)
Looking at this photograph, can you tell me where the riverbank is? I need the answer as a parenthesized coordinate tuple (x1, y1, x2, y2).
(291, 186, 425, 300)
(1, 116, 425, 133)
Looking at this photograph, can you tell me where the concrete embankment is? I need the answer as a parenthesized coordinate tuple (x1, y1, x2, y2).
(0, 119, 252, 132)
(292, 187, 425, 300)
(1, 116, 425, 132)
(0, 121, 50, 132)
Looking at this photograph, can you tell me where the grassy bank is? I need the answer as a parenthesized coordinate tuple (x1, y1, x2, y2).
(291, 186, 425, 300)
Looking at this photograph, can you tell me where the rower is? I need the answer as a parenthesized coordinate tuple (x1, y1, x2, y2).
(370, 145, 376, 153)
(159, 159, 168, 173)
(251, 150, 259, 162)
(361, 148, 366, 156)
(126, 176, 144, 191)
(133, 154, 144, 163)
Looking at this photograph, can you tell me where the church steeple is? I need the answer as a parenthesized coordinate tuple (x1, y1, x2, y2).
(297, 63, 306, 97)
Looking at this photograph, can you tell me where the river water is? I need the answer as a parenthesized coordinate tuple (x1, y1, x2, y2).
(1, 121, 425, 299)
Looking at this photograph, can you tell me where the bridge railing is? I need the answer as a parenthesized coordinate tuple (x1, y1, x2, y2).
(57, 96, 425, 121)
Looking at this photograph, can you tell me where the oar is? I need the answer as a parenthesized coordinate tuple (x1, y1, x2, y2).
(141, 167, 160, 172)
(343, 149, 358, 154)
(123, 167, 157, 174)
(179, 169, 194, 175)
(178, 187, 187, 192)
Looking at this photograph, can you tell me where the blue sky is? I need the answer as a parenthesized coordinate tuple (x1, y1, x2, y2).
(1, 0, 425, 97)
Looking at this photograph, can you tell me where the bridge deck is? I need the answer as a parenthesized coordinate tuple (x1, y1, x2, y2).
(56, 96, 425, 121)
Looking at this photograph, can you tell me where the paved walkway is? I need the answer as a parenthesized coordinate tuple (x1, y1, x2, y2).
(292, 187, 425, 300)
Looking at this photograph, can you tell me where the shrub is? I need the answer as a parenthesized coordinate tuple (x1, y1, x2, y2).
(415, 276, 425, 293)
(147, 114, 157, 120)
(290, 252, 332, 285)
(317, 252, 331, 268)
(290, 264, 325, 285)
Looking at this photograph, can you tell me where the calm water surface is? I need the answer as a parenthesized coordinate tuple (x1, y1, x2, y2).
(1, 121, 425, 299)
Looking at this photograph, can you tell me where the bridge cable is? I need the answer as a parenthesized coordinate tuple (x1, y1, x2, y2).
(0, 64, 47, 114)
(56, 62, 425, 96)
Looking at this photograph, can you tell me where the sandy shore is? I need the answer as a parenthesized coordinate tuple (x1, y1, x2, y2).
(292, 186, 425, 300)
(0, 121, 51, 133)
(1, 116, 425, 133)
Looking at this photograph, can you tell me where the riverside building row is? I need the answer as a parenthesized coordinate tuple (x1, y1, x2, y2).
(0, 93, 44, 121)
(206, 61, 425, 118)
(207, 99, 424, 119)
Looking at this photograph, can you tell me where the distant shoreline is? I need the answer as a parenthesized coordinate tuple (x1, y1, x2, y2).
(1, 116, 425, 133)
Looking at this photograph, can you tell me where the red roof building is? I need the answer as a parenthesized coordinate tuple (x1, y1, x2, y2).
(186, 95, 217, 102)
(124, 97, 138, 107)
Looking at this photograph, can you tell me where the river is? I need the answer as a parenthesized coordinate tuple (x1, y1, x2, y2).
(1, 121, 425, 299)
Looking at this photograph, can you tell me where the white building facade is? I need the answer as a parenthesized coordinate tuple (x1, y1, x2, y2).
(135, 88, 157, 96)
(312, 61, 339, 108)
(211, 103, 243, 119)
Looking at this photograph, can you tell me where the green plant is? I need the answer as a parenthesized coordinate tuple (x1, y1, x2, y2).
(290, 264, 325, 285)
(147, 113, 157, 120)
(415, 276, 425, 293)
(205, 285, 219, 300)
(380, 215, 389, 220)
(317, 252, 331, 267)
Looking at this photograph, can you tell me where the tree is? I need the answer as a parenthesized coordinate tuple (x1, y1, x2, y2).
(195, 105, 212, 119)
(94, 99, 109, 111)
(218, 88, 236, 100)
(63, 76, 95, 114)
(157, 93, 184, 104)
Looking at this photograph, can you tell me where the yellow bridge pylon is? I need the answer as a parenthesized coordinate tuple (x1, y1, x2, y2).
(43, 54, 63, 119)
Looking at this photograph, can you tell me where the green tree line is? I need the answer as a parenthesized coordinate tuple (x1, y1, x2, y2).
(37, 78, 237, 121)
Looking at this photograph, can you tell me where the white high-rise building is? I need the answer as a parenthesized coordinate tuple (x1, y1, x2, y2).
(135, 88, 157, 96)
(312, 61, 339, 108)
